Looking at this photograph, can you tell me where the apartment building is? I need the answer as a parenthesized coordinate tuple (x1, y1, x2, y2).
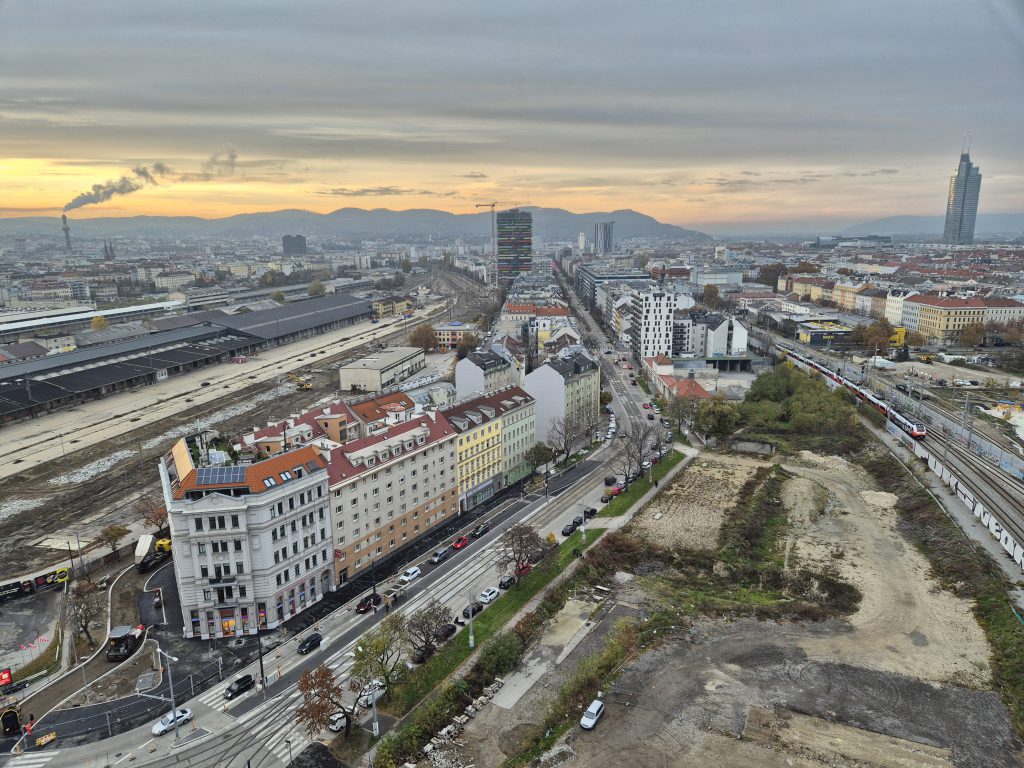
(433, 321, 479, 351)
(832, 281, 874, 312)
(885, 289, 918, 327)
(443, 388, 535, 511)
(629, 287, 692, 360)
(525, 351, 600, 443)
(159, 440, 334, 639)
(455, 350, 517, 398)
(902, 295, 1024, 344)
(327, 411, 458, 582)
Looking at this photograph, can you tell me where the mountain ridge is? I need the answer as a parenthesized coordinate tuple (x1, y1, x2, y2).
(0, 206, 711, 242)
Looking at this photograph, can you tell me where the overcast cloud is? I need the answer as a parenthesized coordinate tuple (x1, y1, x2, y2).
(1, 0, 1022, 232)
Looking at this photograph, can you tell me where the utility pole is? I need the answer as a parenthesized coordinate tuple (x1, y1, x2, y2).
(467, 587, 475, 650)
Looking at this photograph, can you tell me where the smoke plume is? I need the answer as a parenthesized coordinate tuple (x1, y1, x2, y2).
(62, 146, 238, 211)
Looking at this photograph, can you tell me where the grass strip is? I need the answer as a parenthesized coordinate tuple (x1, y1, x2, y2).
(598, 450, 684, 517)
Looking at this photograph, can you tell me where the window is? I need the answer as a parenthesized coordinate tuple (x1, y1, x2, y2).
(234, 540, 242, 551)
(276, 574, 282, 586)
(236, 561, 244, 574)
(239, 586, 247, 599)
(231, 514, 239, 528)
(203, 589, 212, 602)
(195, 518, 203, 532)
(197, 543, 207, 555)
(201, 565, 209, 578)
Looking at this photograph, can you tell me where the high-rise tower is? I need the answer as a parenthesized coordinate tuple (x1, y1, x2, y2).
(594, 221, 614, 255)
(943, 149, 982, 245)
(496, 208, 532, 283)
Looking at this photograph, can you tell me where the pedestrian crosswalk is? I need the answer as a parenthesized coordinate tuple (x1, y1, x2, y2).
(6, 750, 60, 768)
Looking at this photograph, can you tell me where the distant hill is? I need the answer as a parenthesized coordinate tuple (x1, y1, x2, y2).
(842, 213, 1024, 237)
(0, 207, 711, 242)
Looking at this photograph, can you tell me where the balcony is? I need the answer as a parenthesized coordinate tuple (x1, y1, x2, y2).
(208, 576, 237, 585)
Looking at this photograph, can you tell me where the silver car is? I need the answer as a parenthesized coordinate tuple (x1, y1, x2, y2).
(580, 699, 604, 730)
(152, 707, 193, 736)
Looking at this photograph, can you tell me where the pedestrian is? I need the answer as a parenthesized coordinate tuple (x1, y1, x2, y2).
(372, 604, 377, 615)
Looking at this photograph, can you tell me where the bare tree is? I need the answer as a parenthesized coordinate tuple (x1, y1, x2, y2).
(546, 415, 583, 464)
(495, 523, 547, 576)
(295, 663, 358, 739)
(136, 497, 168, 534)
(99, 524, 131, 557)
(405, 599, 453, 656)
(70, 579, 103, 648)
(351, 612, 407, 692)
(619, 423, 659, 486)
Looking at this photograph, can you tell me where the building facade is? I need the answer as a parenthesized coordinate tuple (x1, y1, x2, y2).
(524, 352, 600, 444)
(594, 221, 614, 255)
(943, 151, 982, 245)
(433, 320, 479, 351)
(160, 440, 334, 639)
(496, 208, 533, 282)
(337, 346, 426, 392)
(885, 289, 917, 327)
(455, 350, 517, 398)
(629, 288, 693, 360)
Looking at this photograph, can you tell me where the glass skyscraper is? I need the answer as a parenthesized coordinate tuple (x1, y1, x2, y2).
(496, 208, 532, 282)
(943, 152, 982, 245)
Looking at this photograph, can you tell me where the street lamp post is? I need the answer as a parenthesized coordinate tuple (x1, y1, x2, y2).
(467, 587, 475, 650)
(355, 646, 379, 738)
(285, 738, 293, 765)
(157, 649, 181, 741)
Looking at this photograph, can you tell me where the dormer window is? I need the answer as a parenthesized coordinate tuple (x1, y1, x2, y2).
(280, 471, 293, 481)
(366, 456, 375, 466)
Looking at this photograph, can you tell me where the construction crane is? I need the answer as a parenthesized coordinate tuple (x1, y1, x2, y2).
(475, 201, 524, 288)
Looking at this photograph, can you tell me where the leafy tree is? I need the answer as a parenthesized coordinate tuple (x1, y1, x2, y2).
(295, 663, 357, 739)
(455, 333, 480, 359)
(308, 280, 326, 297)
(793, 260, 820, 273)
(960, 322, 985, 346)
(495, 523, 547, 576)
(136, 498, 168, 534)
(400, 258, 413, 273)
(99, 524, 131, 557)
(756, 263, 786, 288)
(409, 325, 437, 351)
(863, 318, 894, 355)
(694, 397, 741, 439)
(665, 393, 700, 433)
(526, 443, 554, 473)
(90, 316, 109, 331)
(351, 612, 407, 692)
(71, 579, 103, 648)
(405, 599, 454, 656)
(599, 390, 613, 407)
(905, 330, 926, 347)
(702, 284, 721, 308)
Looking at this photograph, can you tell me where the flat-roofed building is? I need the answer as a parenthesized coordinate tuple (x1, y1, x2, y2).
(338, 346, 426, 392)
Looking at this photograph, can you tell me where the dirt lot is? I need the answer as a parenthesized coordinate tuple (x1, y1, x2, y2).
(630, 455, 761, 550)
(435, 449, 1015, 768)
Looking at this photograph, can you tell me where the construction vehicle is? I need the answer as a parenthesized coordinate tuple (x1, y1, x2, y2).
(135, 534, 172, 573)
(286, 373, 313, 390)
(107, 624, 144, 661)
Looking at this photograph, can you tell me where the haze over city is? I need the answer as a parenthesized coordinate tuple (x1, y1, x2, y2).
(2, 0, 1023, 234)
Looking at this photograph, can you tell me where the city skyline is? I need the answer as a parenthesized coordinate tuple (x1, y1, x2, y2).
(1, 1, 1023, 233)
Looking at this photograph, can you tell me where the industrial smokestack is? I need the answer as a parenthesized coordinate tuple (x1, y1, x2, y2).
(61, 214, 72, 255)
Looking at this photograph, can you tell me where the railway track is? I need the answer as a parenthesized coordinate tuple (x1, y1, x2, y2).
(922, 433, 1024, 545)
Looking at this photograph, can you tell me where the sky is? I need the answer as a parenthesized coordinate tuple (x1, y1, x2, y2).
(1, 0, 1023, 234)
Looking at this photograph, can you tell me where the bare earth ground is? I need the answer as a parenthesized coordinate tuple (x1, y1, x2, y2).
(436, 450, 1015, 768)
(630, 454, 760, 551)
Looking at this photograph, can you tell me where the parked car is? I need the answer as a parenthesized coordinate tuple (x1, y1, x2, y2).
(224, 674, 255, 700)
(661, 418, 671, 427)
(604, 476, 617, 486)
(573, 515, 584, 527)
(642, 461, 652, 470)
(516, 563, 532, 577)
(647, 413, 655, 420)
(579, 699, 605, 730)
(152, 708, 193, 736)
(600, 495, 612, 503)
(561, 523, 577, 536)
(642, 403, 651, 409)
(452, 535, 470, 550)
(438, 622, 458, 640)
(499, 574, 517, 589)
(357, 680, 386, 708)
(328, 712, 349, 732)
(471, 522, 489, 538)
(356, 593, 382, 613)
(411, 646, 434, 665)
(583, 507, 598, 519)
(297, 632, 323, 654)
(463, 601, 484, 618)
(479, 587, 500, 604)
(399, 567, 422, 584)
(430, 548, 449, 564)
(609, 487, 622, 496)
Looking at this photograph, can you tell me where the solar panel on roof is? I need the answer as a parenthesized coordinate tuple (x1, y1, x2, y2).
(196, 465, 247, 485)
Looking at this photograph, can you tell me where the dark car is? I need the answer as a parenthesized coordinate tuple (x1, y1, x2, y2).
(356, 593, 382, 614)
(600, 494, 612, 503)
(647, 413, 655, 420)
(471, 522, 490, 538)
(463, 602, 484, 618)
(573, 515, 584, 527)
(561, 523, 577, 536)
(224, 674, 255, 700)
(499, 574, 517, 589)
(297, 632, 323, 654)
(411, 647, 434, 665)
(583, 507, 598, 519)
(438, 622, 458, 640)
(604, 476, 617, 486)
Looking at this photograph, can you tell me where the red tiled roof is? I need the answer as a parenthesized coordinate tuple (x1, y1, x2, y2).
(173, 445, 327, 499)
(659, 376, 711, 399)
(326, 413, 455, 485)
(350, 393, 416, 423)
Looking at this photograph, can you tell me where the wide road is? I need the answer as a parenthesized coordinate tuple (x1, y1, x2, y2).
(0, 302, 445, 482)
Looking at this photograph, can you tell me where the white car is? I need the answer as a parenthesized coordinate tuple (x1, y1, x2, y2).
(642, 461, 652, 470)
(479, 587, 500, 604)
(580, 699, 605, 729)
(398, 566, 421, 584)
(328, 711, 349, 732)
(152, 707, 193, 736)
